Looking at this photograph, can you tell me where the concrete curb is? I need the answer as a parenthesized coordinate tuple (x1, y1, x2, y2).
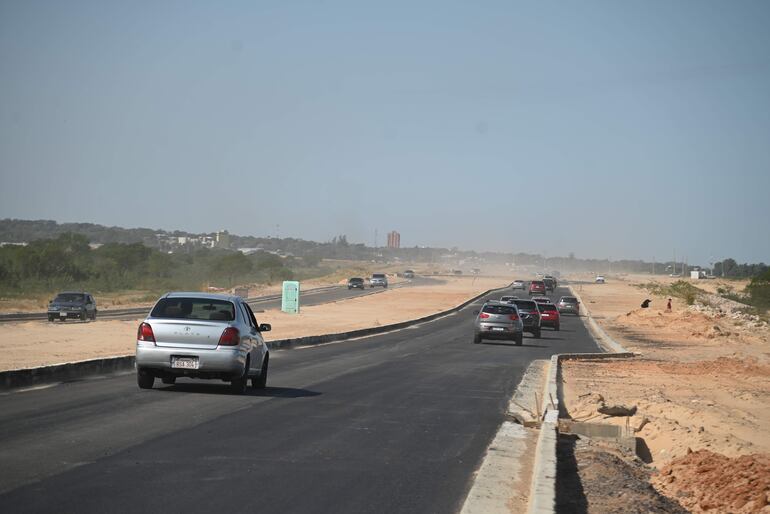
(0, 356, 136, 390)
(526, 282, 635, 513)
(566, 285, 630, 354)
(0, 283, 511, 391)
(461, 361, 547, 514)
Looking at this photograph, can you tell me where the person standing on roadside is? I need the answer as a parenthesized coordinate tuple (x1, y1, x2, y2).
(666, 298, 672, 312)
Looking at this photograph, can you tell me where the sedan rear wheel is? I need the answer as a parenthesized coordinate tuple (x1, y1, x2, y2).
(252, 356, 268, 389)
(473, 334, 482, 344)
(230, 375, 247, 394)
(230, 361, 249, 395)
(137, 370, 155, 389)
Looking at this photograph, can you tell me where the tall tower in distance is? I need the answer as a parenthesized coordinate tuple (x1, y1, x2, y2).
(387, 230, 401, 249)
(216, 230, 231, 249)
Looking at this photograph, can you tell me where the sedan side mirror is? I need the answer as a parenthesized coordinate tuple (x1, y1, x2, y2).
(259, 323, 271, 332)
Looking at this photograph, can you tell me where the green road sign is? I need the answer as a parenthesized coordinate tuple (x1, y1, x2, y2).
(281, 281, 300, 314)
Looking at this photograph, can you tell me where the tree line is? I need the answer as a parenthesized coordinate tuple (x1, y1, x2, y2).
(0, 233, 301, 295)
(713, 258, 768, 279)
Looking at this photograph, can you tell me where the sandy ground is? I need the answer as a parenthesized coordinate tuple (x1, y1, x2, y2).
(561, 273, 770, 513)
(0, 276, 508, 371)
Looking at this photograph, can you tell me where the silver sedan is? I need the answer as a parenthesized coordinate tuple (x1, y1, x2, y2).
(556, 296, 580, 316)
(135, 292, 270, 394)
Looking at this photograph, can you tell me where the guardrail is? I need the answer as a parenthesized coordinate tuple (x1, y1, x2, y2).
(0, 283, 511, 390)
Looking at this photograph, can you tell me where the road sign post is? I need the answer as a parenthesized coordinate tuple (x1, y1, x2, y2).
(281, 281, 300, 314)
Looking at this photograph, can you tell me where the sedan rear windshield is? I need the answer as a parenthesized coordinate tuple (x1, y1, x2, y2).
(560, 297, 578, 303)
(530, 281, 545, 286)
(349, 278, 364, 282)
(372, 274, 386, 279)
(482, 305, 516, 315)
(151, 298, 236, 321)
(537, 304, 557, 311)
(512, 300, 537, 310)
(54, 293, 85, 302)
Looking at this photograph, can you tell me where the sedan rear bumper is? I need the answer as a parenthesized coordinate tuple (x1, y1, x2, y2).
(136, 344, 246, 377)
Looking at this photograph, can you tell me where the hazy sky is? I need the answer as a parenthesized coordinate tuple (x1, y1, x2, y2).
(1, 1, 769, 264)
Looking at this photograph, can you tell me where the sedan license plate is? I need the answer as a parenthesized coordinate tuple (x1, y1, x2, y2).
(60, 312, 67, 318)
(171, 357, 199, 369)
(491, 327, 505, 331)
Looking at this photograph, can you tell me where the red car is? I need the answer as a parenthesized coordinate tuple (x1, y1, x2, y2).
(537, 302, 560, 330)
(529, 280, 546, 296)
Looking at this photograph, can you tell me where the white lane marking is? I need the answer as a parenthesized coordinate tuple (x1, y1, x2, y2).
(4, 383, 61, 394)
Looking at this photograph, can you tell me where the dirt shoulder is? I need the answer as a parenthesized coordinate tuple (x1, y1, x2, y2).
(0, 276, 508, 372)
(561, 273, 770, 513)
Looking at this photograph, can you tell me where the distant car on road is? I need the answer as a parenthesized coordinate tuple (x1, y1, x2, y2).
(531, 296, 551, 304)
(48, 292, 97, 322)
(529, 280, 546, 296)
(537, 302, 561, 331)
(511, 299, 542, 338)
(135, 292, 271, 394)
(403, 270, 415, 279)
(557, 296, 580, 316)
(348, 277, 365, 290)
(512, 280, 525, 290)
(499, 295, 518, 303)
(595, 275, 606, 284)
(473, 301, 523, 345)
(370, 273, 388, 288)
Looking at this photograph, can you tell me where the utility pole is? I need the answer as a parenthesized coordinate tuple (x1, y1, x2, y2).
(652, 256, 656, 275)
(673, 249, 676, 276)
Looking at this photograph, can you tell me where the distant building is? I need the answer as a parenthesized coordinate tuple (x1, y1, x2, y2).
(216, 230, 231, 249)
(387, 231, 401, 249)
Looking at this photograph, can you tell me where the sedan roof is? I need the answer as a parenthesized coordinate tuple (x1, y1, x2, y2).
(164, 291, 241, 302)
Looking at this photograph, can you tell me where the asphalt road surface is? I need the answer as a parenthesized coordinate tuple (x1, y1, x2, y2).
(0, 285, 599, 513)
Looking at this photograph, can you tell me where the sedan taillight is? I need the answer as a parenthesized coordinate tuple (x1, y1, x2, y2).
(479, 313, 490, 319)
(137, 322, 155, 343)
(218, 327, 240, 346)
(509, 314, 519, 320)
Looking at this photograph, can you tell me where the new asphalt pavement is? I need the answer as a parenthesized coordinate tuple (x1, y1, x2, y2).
(0, 284, 600, 513)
